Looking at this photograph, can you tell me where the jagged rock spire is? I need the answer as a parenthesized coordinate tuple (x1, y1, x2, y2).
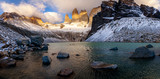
(72, 8, 80, 22)
(79, 10, 89, 24)
(64, 14, 71, 23)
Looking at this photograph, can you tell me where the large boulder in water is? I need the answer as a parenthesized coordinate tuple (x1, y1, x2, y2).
(30, 36, 44, 46)
(91, 61, 118, 70)
(42, 56, 51, 65)
(57, 52, 69, 59)
(130, 47, 155, 59)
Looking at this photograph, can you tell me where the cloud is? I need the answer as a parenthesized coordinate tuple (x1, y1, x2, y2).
(135, 0, 160, 9)
(45, 0, 160, 14)
(46, 0, 105, 13)
(43, 12, 63, 24)
(0, 2, 63, 24)
(0, 2, 43, 17)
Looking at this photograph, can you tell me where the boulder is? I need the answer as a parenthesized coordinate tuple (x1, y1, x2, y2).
(0, 56, 16, 67)
(91, 61, 118, 70)
(146, 44, 153, 48)
(42, 56, 51, 65)
(130, 47, 155, 59)
(58, 68, 73, 77)
(57, 52, 69, 59)
(110, 47, 118, 51)
(16, 38, 30, 46)
(30, 36, 44, 46)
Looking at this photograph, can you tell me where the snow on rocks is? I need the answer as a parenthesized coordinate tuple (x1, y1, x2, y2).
(86, 17, 160, 42)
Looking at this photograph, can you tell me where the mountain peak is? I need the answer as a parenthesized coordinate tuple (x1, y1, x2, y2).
(0, 12, 23, 20)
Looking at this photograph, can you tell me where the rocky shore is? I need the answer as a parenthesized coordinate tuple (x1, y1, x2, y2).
(0, 36, 48, 68)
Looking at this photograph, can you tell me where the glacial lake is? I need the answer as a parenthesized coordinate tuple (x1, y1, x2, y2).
(1, 42, 160, 79)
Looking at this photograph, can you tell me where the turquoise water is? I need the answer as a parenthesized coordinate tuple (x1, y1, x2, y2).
(1, 42, 160, 79)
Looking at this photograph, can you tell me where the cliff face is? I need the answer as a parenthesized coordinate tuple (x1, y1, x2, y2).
(87, 0, 160, 37)
(88, 6, 101, 27)
(79, 10, 89, 24)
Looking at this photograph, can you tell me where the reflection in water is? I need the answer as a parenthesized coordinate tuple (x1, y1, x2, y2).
(0, 42, 160, 79)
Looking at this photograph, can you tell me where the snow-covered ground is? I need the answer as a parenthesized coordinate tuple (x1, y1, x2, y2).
(48, 22, 91, 33)
(86, 17, 160, 42)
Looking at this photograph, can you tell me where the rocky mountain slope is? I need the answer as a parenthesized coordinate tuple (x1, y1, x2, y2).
(87, 0, 160, 42)
(88, 0, 160, 37)
(86, 17, 160, 42)
(0, 12, 90, 42)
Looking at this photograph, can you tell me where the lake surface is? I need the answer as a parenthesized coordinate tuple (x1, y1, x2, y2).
(1, 42, 160, 79)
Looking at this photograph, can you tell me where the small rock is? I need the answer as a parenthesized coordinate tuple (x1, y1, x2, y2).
(15, 49, 25, 54)
(2, 44, 10, 48)
(10, 54, 24, 60)
(51, 53, 56, 55)
(146, 44, 153, 48)
(0, 52, 4, 58)
(58, 68, 73, 77)
(0, 56, 16, 67)
(76, 54, 80, 56)
(57, 52, 69, 59)
(86, 49, 90, 51)
(91, 61, 118, 70)
(110, 47, 118, 51)
(130, 46, 155, 59)
(32, 47, 41, 51)
(42, 56, 51, 65)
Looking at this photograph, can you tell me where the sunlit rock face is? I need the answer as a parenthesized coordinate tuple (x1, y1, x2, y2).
(29, 16, 44, 26)
(88, 6, 101, 27)
(79, 10, 89, 25)
(0, 12, 44, 25)
(72, 8, 80, 23)
(64, 14, 71, 24)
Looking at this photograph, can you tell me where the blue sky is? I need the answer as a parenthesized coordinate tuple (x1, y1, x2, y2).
(0, 0, 159, 23)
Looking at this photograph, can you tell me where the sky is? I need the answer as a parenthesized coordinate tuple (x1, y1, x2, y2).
(0, 0, 160, 24)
